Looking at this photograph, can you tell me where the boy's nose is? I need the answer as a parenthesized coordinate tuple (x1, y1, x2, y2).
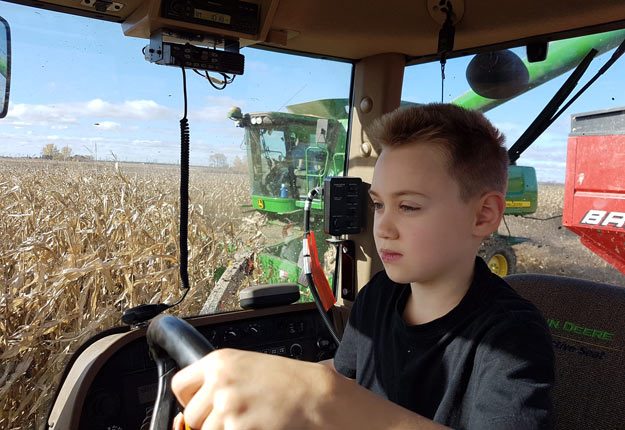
(374, 211, 399, 240)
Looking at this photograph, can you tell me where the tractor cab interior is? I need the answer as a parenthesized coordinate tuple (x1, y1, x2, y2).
(2, 0, 625, 429)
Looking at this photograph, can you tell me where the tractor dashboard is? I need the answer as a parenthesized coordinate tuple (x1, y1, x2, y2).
(49, 304, 336, 429)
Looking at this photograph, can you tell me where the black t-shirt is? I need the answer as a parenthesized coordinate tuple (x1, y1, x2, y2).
(334, 257, 554, 430)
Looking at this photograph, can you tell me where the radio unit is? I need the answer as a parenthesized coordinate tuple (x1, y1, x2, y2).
(145, 29, 245, 74)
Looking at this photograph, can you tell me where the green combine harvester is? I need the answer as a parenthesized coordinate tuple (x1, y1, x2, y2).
(228, 29, 625, 281)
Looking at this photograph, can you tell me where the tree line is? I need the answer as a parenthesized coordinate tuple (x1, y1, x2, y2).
(41, 144, 247, 172)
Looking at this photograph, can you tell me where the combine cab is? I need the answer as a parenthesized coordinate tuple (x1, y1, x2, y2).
(229, 100, 348, 215)
(564, 107, 625, 274)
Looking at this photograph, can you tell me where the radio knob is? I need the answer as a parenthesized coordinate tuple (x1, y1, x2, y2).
(316, 338, 332, 350)
(290, 343, 303, 358)
(245, 323, 261, 336)
(223, 327, 239, 341)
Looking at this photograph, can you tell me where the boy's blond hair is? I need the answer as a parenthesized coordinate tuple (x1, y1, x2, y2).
(366, 103, 509, 201)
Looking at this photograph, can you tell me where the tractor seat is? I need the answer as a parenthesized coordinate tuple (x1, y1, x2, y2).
(505, 273, 625, 430)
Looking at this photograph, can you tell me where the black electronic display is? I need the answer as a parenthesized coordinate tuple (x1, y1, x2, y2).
(161, 0, 260, 35)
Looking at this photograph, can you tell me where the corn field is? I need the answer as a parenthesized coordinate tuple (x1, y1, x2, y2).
(0, 159, 267, 428)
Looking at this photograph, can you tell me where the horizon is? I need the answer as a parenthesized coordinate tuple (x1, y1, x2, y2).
(0, 155, 568, 186)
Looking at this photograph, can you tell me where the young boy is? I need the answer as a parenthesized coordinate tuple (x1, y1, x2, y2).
(171, 104, 554, 430)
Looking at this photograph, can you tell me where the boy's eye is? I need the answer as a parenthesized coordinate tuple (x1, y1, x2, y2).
(400, 204, 420, 212)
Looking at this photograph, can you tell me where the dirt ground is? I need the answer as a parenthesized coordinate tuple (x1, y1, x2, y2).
(501, 183, 625, 286)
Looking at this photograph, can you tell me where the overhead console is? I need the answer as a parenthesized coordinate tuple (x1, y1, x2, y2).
(122, 0, 283, 48)
(122, 0, 287, 75)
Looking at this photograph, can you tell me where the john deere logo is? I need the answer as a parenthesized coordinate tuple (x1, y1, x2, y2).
(257, 198, 265, 209)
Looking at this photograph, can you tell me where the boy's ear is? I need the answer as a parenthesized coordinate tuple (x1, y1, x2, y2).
(472, 191, 506, 237)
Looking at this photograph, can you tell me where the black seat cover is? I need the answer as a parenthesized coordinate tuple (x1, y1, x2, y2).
(506, 273, 625, 430)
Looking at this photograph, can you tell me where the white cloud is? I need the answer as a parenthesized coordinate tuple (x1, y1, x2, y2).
(85, 99, 108, 112)
(95, 121, 121, 130)
(3, 97, 247, 132)
(86, 99, 172, 120)
(5, 98, 174, 127)
(8, 103, 78, 125)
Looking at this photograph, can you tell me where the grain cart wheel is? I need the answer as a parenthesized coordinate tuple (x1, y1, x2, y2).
(479, 236, 517, 277)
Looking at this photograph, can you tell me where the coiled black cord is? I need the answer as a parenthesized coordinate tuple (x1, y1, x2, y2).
(121, 67, 192, 324)
(179, 66, 190, 292)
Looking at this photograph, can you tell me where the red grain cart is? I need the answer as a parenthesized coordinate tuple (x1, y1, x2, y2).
(564, 107, 625, 274)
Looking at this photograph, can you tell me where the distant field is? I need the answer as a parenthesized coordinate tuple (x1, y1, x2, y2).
(0, 159, 261, 427)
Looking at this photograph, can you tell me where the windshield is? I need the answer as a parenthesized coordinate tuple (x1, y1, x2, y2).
(0, 3, 352, 425)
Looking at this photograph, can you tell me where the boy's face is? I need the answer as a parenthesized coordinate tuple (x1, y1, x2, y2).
(370, 143, 482, 285)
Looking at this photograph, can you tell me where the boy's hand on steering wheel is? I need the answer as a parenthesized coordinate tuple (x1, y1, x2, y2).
(172, 412, 186, 430)
(171, 348, 336, 430)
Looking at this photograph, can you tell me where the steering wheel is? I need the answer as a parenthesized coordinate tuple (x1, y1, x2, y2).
(146, 314, 215, 430)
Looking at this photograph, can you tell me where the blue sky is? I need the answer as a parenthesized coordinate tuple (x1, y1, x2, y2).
(1, 1, 625, 182)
